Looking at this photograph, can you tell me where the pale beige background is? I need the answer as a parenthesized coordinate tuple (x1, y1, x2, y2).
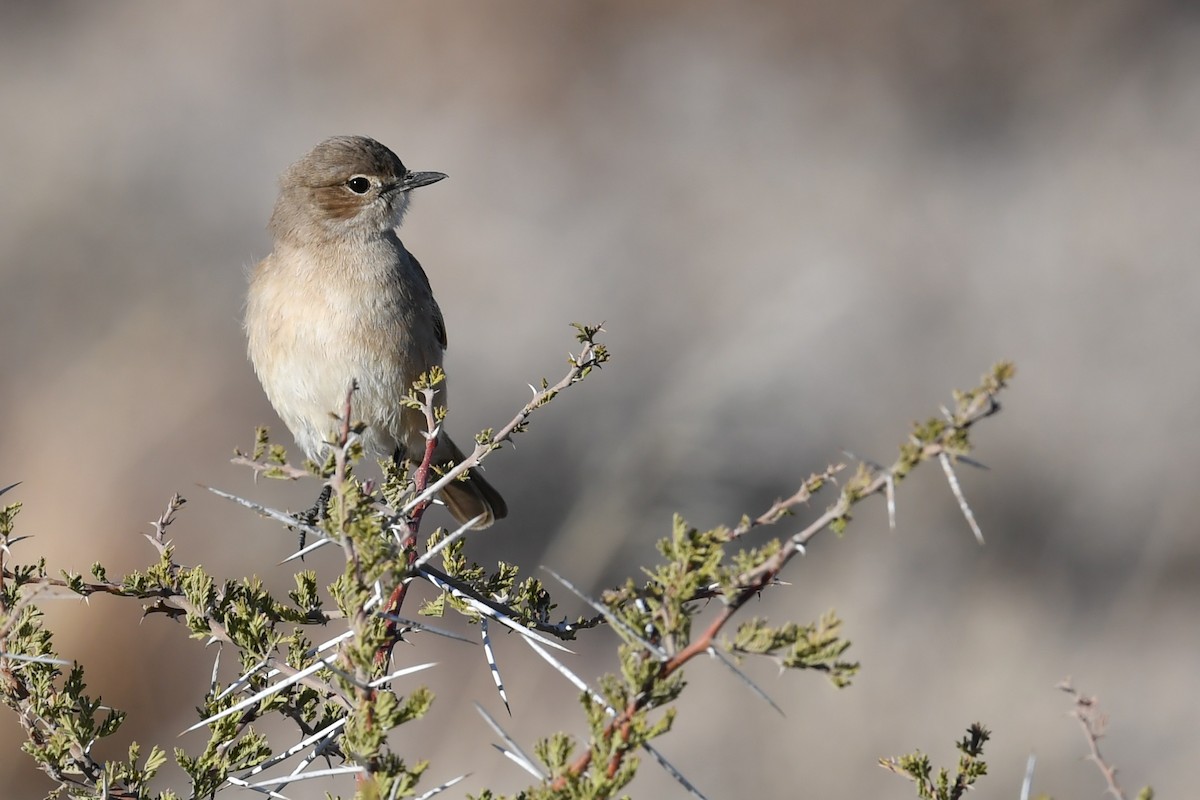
(1, 2, 1197, 797)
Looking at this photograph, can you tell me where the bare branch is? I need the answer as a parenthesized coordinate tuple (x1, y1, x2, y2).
(1058, 678, 1131, 800)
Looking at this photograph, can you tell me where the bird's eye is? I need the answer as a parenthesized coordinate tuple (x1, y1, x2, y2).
(347, 176, 371, 194)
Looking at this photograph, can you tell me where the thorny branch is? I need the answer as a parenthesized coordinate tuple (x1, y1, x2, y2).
(554, 363, 1012, 788)
(378, 385, 442, 662)
(0, 333, 1019, 800)
(1058, 679, 1134, 800)
(398, 329, 608, 518)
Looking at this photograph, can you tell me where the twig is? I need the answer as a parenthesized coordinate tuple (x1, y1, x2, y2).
(377, 384, 443, 663)
(1057, 679, 1128, 800)
(729, 465, 844, 540)
(399, 337, 606, 518)
(229, 455, 310, 481)
(554, 364, 1011, 787)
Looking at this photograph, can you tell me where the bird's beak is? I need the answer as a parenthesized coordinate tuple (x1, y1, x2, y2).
(401, 171, 448, 191)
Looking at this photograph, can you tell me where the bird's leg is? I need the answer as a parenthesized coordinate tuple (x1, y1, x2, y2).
(294, 484, 332, 553)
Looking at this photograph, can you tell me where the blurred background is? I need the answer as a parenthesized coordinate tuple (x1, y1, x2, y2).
(1, 1, 1197, 796)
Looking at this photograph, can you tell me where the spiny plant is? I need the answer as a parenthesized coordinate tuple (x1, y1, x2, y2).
(1, 324, 1026, 799)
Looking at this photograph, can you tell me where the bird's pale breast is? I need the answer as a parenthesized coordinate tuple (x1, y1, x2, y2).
(246, 236, 445, 462)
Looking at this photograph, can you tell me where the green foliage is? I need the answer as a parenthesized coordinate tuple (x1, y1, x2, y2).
(880, 723, 990, 800)
(0, 337, 1049, 800)
(729, 611, 859, 687)
(419, 530, 570, 633)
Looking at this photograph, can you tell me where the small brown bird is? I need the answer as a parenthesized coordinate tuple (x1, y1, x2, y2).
(245, 135, 506, 527)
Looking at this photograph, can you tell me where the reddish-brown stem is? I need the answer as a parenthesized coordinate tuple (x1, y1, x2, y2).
(377, 405, 441, 663)
(552, 379, 1007, 790)
(553, 604, 739, 789)
(561, 480, 845, 786)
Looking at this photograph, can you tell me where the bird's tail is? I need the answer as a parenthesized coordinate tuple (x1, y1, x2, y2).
(435, 435, 507, 529)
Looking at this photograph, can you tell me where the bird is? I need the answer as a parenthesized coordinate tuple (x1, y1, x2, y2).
(245, 135, 506, 528)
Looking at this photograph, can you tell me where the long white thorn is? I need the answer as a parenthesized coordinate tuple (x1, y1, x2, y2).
(183, 653, 337, 734)
(412, 514, 485, 571)
(476, 702, 545, 780)
(707, 646, 784, 717)
(480, 618, 510, 715)
(543, 566, 667, 659)
(412, 773, 470, 800)
(419, 568, 574, 653)
(368, 661, 438, 688)
(939, 451, 985, 545)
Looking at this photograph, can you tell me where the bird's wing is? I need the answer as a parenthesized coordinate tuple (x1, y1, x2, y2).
(409, 253, 448, 350)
